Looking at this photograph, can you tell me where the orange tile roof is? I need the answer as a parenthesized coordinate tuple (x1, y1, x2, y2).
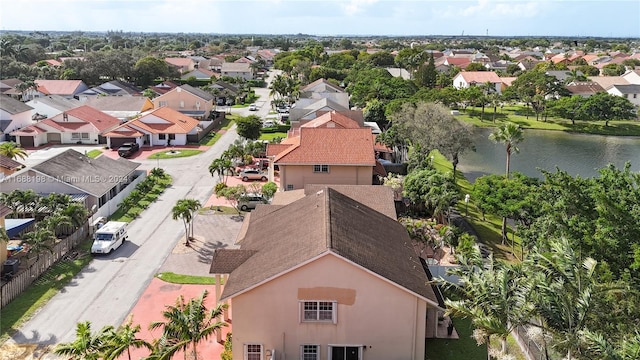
(300, 111, 361, 129)
(35, 80, 84, 95)
(164, 58, 194, 67)
(458, 71, 502, 83)
(102, 124, 145, 138)
(11, 125, 47, 136)
(64, 105, 121, 132)
(275, 128, 375, 165)
(126, 107, 200, 134)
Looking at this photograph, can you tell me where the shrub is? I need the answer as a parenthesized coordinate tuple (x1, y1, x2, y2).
(215, 182, 228, 196)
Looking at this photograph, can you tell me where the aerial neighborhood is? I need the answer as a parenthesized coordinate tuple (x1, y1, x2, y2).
(0, 31, 639, 360)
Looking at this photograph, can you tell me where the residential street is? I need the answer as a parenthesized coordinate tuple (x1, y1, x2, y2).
(8, 73, 276, 348)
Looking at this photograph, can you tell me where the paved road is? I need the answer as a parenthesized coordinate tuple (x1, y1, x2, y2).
(9, 70, 278, 347)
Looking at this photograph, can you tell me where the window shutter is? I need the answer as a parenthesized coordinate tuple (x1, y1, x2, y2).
(332, 301, 338, 324)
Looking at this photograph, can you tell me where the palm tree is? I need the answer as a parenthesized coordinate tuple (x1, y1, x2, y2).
(53, 321, 106, 360)
(209, 157, 234, 184)
(101, 316, 153, 360)
(62, 203, 89, 232)
(23, 226, 56, 266)
(0, 141, 28, 160)
(443, 250, 533, 358)
(14, 189, 38, 218)
(0, 190, 21, 218)
(149, 290, 227, 360)
(172, 199, 201, 246)
(489, 122, 524, 242)
(42, 211, 72, 237)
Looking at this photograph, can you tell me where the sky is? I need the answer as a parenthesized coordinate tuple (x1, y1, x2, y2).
(1, 0, 639, 38)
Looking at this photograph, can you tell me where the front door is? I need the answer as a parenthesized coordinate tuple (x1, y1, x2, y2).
(330, 346, 360, 360)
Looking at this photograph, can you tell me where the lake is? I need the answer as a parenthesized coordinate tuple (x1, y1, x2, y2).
(458, 127, 640, 182)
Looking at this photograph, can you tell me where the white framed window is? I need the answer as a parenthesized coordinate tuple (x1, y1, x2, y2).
(313, 164, 329, 173)
(300, 300, 336, 323)
(81, 133, 89, 139)
(301, 344, 320, 360)
(159, 101, 168, 107)
(244, 344, 263, 360)
(71, 132, 81, 139)
(180, 100, 185, 108)
(159, 134, 166, 140)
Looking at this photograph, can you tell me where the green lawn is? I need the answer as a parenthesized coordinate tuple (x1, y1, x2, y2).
(109, 176, 172, 222)
(430, 150, 521, 262)
(459, 107, 640, 136)
(259, 132, 288, 141)
(198, 117, 235, 146)
(425, 317, 488, 360)
(156, 272, 220, 285)
(0, 240, 93, 342)
(86, 149, 102, 158)
(148, 149, 203, 159)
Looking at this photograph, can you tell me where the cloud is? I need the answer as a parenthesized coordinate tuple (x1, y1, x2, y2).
(341, 0, 379, 15)
(461, 0, 544, 17)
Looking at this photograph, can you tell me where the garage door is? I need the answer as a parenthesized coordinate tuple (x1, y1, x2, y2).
(19, 136, 34, 148)
(110, 137, 136, 149)
(47, 133, 61, 143)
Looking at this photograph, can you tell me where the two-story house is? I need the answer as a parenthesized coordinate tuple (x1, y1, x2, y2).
(0, 96, 34, 140)
(210, 188, 444, 360)
(152, 84, 215, 120)
(452, 71, 503, 94)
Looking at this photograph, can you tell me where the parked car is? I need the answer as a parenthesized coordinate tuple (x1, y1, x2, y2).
(239, 169, 268, 182)
(117, 142, 140, 158)
(238, 193, 269, 211)
(249, 103, 258, 111)
(262, 120, 275, 128)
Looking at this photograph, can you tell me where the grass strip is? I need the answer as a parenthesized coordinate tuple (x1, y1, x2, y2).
(148, 149, 202, 159)
(86, 149, 102, 158)
(425, 317, 488, 360)
(155, 272, 220, 285)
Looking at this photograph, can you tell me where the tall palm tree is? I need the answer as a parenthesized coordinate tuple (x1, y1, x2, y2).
(489, 122, 525, 242)
(53, 321, 106, 360)
(101, 316, 153, 360)
(0, 141, 28, 160)
(149, 290, 227, 360)
(14, 189, 38, 218)
(209, 157, 234, 184)
(62, 203, 89, 231)
(42, 211, 72, 237)
(172, 199, 201, 246)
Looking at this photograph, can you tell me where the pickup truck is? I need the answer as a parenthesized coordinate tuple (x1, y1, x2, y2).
(117, 142, 140, 158)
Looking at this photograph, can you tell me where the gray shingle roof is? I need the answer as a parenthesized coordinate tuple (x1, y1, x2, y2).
(213, 188, 436, 303)
(0, 154, 23, 170)
(0, 96, 33, 114)
(610, 84, 640, 94)
(179, 84, 215, 101)
(32, 149, 139, 196)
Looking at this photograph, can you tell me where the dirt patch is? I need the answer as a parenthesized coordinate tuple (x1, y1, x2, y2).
(171, 235, 207, 254)
(0, 343, 51, 360)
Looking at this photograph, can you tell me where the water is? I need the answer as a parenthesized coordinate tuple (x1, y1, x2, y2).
(458, 128, 640, 182)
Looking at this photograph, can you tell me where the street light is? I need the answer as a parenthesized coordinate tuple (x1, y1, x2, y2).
(464, 194, 470, 217)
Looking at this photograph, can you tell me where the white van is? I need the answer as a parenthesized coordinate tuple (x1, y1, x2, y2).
(91, 221, 128, 254)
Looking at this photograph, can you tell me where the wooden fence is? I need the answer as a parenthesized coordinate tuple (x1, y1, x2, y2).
(1, 224, 88, 309)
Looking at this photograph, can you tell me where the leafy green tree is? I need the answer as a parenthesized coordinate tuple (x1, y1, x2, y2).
(0, 141, 27, 160)
(235, 115, 262, 140)
(261, 182, 278, 200)
(149, 290, 227, 360)
(577, 92, 637, 126)
(218, 184, 247, 215)
(363, 99, 389, 131)
(549, 95, 586, 125)
(602, 63, 626, 76)
(403, 168, 459, 223)
(134, 56, 178, 87)
(508, 70, 566, 120)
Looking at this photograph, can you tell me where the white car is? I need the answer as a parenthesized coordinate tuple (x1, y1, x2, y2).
(262, 120, 275, 128)
(249, 103, 258, 111)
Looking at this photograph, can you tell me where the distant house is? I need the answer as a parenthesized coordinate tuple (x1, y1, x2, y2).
(0, 79, 24, 98)
(78, 80, 143, 100)
(267, 127, 376, 191)
(209, 188, 444, 360)
(11, 105, 120, 147)
(103, 107, 201, 148)
(452, 71, 503, 94)
(80, 96, 154, 122)
(0, 96, 34, 140)
(607, 84, 640, 106)
(181, 68, 216, 80)
(565, 82, 604, 98)
(288, 110, 362, 137)
(588, 76, 629, 90)
(1, 149, 141, 218)
(0, 154, 24, 178)
(26, 95, 80, 119)
(152, 84, 215, 119)
(164, 57, 197, 74)
(220, 62, 253, 80)
(148, 81, 180, 96)
(622, 69, 640, 85)
(289, 98, 352, 124)
(23, 80, 89, 101)
(546, 70, 584, 83)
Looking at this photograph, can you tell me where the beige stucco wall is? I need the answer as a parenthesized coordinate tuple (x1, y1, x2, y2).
(278, 165, 373, 191)
(153, 90, 213, 115)
(230, 253, 427, 360)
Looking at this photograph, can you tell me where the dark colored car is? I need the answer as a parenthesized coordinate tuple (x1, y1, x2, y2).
(117, 142, 140, 158)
